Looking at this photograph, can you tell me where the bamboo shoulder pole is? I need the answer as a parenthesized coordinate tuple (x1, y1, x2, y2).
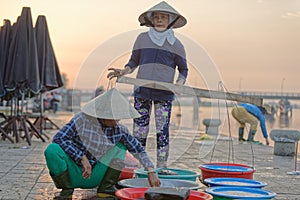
(117, 76, 263, 106)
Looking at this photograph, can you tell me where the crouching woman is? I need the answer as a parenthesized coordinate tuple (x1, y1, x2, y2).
(44, 88, 160, 199)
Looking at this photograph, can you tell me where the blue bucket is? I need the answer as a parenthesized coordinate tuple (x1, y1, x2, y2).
(206, 186, 276, 200)
(204, 177, 267, 188)
(134, 167, 200, 182)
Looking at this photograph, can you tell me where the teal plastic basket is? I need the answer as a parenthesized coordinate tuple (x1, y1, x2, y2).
(134, 167, 200, 182)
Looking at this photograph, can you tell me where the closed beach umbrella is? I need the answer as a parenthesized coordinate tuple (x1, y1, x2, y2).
(33, 15, 63, 134)
(0, 19, 12, 97)
(35, 15, 63, 91)
(0, 19, 15, 143)
(4, 7, 41, 96)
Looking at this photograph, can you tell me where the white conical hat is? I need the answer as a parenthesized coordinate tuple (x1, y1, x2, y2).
(138, 1, 187, 29)
(263, 103, 272, 115)
(81, 88, 141, 119)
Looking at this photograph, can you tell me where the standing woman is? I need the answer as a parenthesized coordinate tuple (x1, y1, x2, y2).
(108, 1, 188, 167)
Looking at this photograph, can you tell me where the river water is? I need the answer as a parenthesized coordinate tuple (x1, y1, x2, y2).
(55, 97, 300, 156)
(171, 103, 299, 148)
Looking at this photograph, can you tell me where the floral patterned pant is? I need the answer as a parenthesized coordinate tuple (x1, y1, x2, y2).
(133, 97, 172, 167)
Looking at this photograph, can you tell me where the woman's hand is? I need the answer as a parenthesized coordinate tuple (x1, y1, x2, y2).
(176, 78, 185, 85)
(265, 138, 270, 146)
(147, 168, 161, 187)
(81, 155, 92, 179)
(107, 66, 131, 79)
(107, 68, 123, 79)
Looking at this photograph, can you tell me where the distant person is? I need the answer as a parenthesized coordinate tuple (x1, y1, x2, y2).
(107, 1, 188, 168)
(278, 98, 292, 116)
(43, 92, 53, 110)
(44, 88, 160, 199)
(231, 103, 272, 145)
(92, 86, 105, 99)
(50, 91, 62, 113)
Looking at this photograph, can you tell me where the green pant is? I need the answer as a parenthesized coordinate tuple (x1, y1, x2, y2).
(44, 143, 126, 189)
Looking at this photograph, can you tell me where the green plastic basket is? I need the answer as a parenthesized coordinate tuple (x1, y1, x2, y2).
(134, 167, 200, 182)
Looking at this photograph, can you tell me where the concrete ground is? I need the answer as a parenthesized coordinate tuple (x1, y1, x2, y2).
(0, 111, 299, 199)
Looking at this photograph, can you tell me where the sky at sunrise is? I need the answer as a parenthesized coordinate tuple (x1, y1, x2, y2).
(1, 0, 300, 93)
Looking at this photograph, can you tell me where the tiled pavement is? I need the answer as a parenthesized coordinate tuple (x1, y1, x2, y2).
(0, 112, 299, 199)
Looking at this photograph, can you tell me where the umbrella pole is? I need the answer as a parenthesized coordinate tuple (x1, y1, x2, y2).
(39, 93, 44, 133)
(31, 94, 43, 133)
(19, 92, 32, 145)
(30, 93, 50, 141)
(39, 92, 59, 131)
(21, 117, 31, 145)
(27, 93, 48, 141)
(20, 92, 25, 115)
(11, 96, 19, 143)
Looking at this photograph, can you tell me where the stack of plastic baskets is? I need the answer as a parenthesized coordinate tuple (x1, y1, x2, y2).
(198, 163, 276, 199)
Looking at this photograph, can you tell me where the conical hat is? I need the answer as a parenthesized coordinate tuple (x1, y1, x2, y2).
(138, 1, 187, 29)
(263, 103, 272, 115)
(81, 88, 141, 119)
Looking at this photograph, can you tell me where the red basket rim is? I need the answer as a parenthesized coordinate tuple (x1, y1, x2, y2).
(115, 187, 213, 200)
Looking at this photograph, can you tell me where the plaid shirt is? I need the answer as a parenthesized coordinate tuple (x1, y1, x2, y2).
(52, 112, 154, 168)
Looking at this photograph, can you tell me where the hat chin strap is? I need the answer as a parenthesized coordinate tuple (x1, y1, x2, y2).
(167, 16, 180, 29)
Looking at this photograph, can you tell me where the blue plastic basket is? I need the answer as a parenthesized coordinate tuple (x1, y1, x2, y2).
(206, 186, 276, 200)
(204, 177, 267, 188)
(134, 167, 200, 182)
